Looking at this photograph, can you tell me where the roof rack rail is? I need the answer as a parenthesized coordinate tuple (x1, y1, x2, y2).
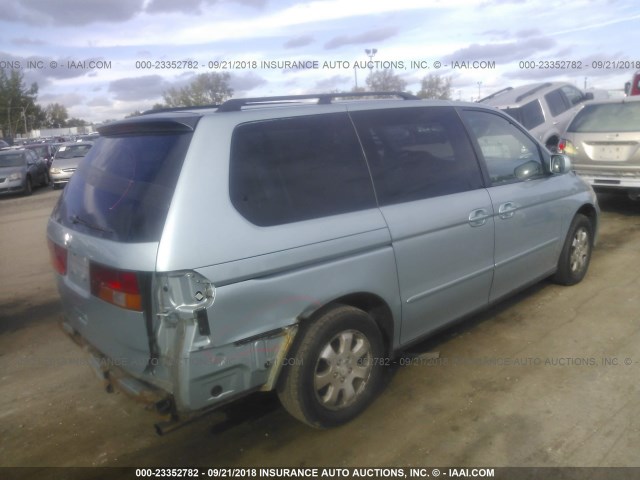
(140, 104, 221, 115)
(217, 91, 418, 112)
(515, 82, 552, 103)
(477, 87, 513, 103)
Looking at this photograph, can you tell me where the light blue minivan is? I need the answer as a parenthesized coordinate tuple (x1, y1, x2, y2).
(47, 93, 598, 432)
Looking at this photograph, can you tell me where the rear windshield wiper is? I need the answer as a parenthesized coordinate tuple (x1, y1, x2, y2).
(70, 214, 113, 234)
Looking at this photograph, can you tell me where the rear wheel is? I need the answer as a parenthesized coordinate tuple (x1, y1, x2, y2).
(277, 305, 385, 428)
(553, 214, 593, 285)
(628, 190, 640, 202)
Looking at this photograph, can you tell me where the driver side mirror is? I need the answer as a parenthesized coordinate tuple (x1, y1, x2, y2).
(548, 154, 572, 174)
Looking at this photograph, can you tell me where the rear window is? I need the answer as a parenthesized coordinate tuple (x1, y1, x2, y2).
(55, 144, 92, 159)
(52, 132, 192, 242)
(503, 100, 545, 130)
(568, 102, 640, 132)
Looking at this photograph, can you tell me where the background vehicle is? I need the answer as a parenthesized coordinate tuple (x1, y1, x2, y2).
(0, 149, 50, 195)
(47, 93, 598, 432)
(479, 82, 593, 152)
(49, 141, 93, 189)
(24, 143, 55, 168)
(559, 96, 640, 201)
(624, 71, 640, 96)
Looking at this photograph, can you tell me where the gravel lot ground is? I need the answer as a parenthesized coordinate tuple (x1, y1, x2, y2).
(1, 187, 639, 475)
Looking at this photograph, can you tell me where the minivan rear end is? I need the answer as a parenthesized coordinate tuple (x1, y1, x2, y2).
(47, 115, 200, 416)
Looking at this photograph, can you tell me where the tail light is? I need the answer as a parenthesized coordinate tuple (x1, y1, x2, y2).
(90, 263, 142, 311)
(48, 239, 68, 275)
(558, 138, 577, 156)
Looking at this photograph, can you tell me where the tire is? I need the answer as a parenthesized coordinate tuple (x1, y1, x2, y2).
(553, 214, 593, 285)
(277, 305, 385, 428)
(23, 177, 33, 196)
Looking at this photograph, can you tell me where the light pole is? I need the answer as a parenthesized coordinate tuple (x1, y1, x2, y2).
(365, 48, 377, 90)
(477, 81, 483, 101)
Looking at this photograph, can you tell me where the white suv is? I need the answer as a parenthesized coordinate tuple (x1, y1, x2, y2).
(480, 82, 594, 151)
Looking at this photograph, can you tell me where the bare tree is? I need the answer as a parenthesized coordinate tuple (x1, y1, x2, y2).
(417, 74, 453, 100)
(163, 72, 233, 107)
(365, 69, 406, 92)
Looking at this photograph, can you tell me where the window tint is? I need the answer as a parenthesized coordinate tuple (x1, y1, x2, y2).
(230, 113, 376, 226)
(349, 107, 483, 205)
(503, 100, 545, 129)
(545, 89, 570, 117)
(53, 133, 192, 242)
(462, 110, 544, 185)
(561, 85, 584, 106)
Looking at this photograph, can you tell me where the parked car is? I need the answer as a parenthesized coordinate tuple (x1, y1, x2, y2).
(559, 96, 640, 200)
(624, 71, 640, 96)
(48, 93, 599, 432)
(479, 82, 593, 151)
(49, 141, 93, 189)
(0, 139, 10, 149)
(24, 143, 56, 168)
(0, 148, 50, 195)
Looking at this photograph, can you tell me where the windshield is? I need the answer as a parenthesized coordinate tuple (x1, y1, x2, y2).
(568, 102, 640, 132)
(55, 144, 92, 159)
(52, 132, 193, 243)
(0, 153, 26, 168)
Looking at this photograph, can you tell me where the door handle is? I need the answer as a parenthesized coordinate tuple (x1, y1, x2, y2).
(498, 202, 518, 219)
(468, 208, 490, 227)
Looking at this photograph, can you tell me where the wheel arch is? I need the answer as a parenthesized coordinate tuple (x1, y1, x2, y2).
(299, 292, 395, 356)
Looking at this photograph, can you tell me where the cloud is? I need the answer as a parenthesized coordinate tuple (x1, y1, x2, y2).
(229, 72, 268, 93)
(324, 26, 400, 50)
(444, 37, 556, 63)
(87, 97, 113, 107)
(145, 0, 265, 14)
(39, 92, 86, 108)
(284, 35, 315, 49)
(15, 0, 145, 26)
(108, 75, 168, 101)
(11, 37, 47, 46)
(313, 75, 351, 91)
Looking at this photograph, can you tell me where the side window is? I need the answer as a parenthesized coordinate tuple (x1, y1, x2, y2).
(349, 107, 484, 205)
(229, 113, 376, 227)
(545, 89, 570, 117)
(519, 100, 545, 129)
(561, 85, 584, 106)
(462, 110, 544, 185)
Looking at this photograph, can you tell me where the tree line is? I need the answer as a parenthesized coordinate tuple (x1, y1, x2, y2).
(0, 70, 86, 138)
(1, 67, 453, 137)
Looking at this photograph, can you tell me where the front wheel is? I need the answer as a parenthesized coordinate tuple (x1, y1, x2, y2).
(23, 177, 33, 196)
(277, 305, 385, 428)
(553, 214, 593, 285)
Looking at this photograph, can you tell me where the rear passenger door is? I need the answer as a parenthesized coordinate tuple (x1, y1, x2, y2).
(460, 109, 564, 302)
(350, 107, 494, 345)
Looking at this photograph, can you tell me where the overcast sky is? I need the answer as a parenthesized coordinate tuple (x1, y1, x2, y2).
(1, 0, 639, 124)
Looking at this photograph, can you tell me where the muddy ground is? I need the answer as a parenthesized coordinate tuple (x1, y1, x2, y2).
(1, 187, 639, 473)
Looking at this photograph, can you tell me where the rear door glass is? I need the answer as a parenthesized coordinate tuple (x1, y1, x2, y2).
(350, 107, 484, 205)
(52, 130, 193, 242)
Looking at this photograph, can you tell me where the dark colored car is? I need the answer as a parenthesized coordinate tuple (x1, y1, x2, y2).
(0, 149, 50, 196)
(25, 143, 56, 168)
